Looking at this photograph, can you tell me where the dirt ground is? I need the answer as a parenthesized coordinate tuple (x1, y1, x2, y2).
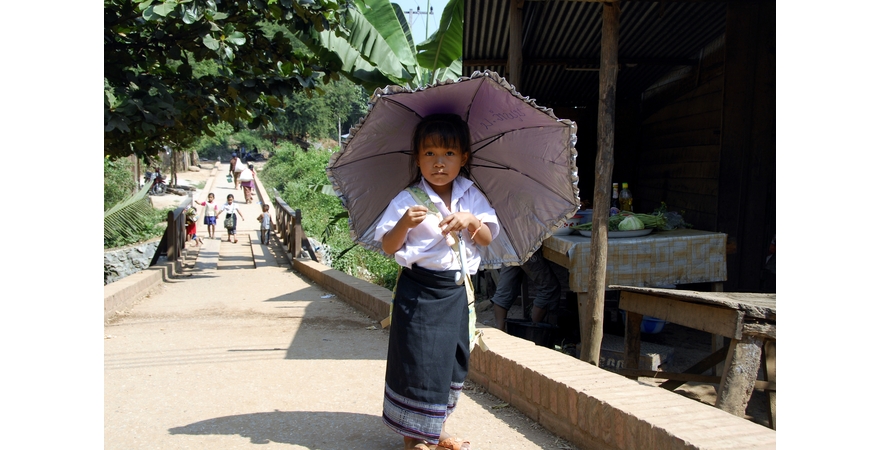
(160, 163, 772, 430)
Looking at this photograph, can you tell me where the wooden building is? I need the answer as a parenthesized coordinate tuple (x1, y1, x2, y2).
(463, 0, 775, 293)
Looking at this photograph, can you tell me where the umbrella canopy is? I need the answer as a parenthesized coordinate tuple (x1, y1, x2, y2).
(327, 71, 579, 268)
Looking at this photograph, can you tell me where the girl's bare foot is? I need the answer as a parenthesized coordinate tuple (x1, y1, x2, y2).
(404, 437, 435, 450)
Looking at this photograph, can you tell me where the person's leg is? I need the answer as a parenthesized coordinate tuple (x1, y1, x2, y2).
(490, 266, 523, 332)
(521, 251, 561, 324)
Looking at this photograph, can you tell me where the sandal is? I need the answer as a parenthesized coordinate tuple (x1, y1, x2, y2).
(437, 437, 471, 450)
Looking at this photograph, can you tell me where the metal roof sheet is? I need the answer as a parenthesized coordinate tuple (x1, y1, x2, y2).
(463, 0, 727, 107)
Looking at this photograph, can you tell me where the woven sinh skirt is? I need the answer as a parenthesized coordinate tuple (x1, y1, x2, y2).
(382, 264, 470, 444)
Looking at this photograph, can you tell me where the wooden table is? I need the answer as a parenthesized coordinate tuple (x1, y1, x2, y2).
(542, 229, 728, 291)
(612, 285, 776, 429)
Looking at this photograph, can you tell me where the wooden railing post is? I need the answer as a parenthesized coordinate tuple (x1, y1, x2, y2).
(167, 210, 176, 261)
(294, 209, 303, 258)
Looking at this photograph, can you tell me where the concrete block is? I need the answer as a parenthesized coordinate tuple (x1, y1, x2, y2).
(599, 333, 673, 371)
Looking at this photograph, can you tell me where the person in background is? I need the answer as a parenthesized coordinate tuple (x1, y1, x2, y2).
(220, 193, 246, 243)
(194, 193, 219, 239)
(491, 247, 562, 332)
(229, 153, 240, 188)
(239, 164, 256, 204)
(257, 203, 273, 245)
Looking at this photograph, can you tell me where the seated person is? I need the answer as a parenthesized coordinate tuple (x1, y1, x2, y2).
(491, 247, 561, 332)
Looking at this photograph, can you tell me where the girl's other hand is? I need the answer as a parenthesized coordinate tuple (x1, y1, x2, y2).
(401, 205, 429, 229)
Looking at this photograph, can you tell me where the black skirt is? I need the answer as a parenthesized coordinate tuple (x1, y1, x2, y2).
(382, 264, 470, 442)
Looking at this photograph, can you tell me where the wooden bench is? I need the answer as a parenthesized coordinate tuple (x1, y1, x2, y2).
(611, 285, 776, 429)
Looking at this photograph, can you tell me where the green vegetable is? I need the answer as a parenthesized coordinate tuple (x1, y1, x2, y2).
(618, 215, 645, 231)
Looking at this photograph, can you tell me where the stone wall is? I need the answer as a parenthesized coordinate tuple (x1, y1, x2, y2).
(104, 238, 161, 285)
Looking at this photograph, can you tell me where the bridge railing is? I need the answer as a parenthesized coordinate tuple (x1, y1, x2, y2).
(152, 193, 193, 272)
(272, 193, 317, 262)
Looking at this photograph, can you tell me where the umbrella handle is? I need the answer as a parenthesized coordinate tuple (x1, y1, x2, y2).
(455, 232, 466, 285)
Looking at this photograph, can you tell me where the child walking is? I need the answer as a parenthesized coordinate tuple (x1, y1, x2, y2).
(375, 114, 498, 450)
(256, 203, 273, 245)
(184, 206, 203, 246)
(194, 193, 219, 239)
(219, 194, 245, 243)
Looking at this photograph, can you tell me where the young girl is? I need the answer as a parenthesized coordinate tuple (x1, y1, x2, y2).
(194, 193, 219, 239)
(219, 194, 245, 243)
(375, 114, 498, 450)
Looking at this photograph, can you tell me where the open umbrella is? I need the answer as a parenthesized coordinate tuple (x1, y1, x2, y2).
(327, 71, 579, 268)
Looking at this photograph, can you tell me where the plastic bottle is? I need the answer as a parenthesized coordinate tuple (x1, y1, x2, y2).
(611, 183, 620, 215)
(620, 182, 633, 212)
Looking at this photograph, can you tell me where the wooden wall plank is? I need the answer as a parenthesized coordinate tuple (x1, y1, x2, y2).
(638, 145, 721, 164)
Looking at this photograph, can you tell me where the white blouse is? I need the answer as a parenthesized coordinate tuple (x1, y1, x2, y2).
(374, 177, 499, 275)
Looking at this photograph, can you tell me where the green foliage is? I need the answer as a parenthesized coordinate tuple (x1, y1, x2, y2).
(261, 145, 398, 289)
(296, 0, 464, 90)
(268, 78, 369, 141)
(104, 156, 138, 211)
(181, 122, 235, 161)
(104, 0, 350, 159)
(104, 182, 173, 249)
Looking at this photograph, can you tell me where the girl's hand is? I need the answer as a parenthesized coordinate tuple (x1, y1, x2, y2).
(400, 205, 430, 229)
(438, 212, 477, 237)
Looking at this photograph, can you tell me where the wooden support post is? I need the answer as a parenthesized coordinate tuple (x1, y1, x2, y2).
(580, 0, 619, 365)
(763, 339, 776, 429)
(710, 281, 726, 376)
(716, 334, 763, 417)
(623, 310, 642, 371)
(508, 0, 524, 88)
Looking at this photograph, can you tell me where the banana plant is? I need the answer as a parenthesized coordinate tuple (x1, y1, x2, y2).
(296, 0, 463, 91)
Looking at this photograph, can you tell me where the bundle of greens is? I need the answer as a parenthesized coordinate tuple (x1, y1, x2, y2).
(571, 203, 691, 232)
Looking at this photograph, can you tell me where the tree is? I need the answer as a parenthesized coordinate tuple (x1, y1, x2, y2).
(104, 0, 350, 159)
(297, 0, 463, 90)
(104, 0, 464, 159)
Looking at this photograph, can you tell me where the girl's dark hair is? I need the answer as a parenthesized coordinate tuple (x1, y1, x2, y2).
(227, 194, 234, 200)
(409, 114, 472, 185)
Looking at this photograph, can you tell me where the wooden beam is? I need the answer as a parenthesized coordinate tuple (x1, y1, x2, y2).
(619, 291, 745, 339)
(508, 0, 523, 88)
(659, 345, 728, 390)
(617, 369, 775, 391)
(464, 57, 698, 67)
(580, 0, 619, 365)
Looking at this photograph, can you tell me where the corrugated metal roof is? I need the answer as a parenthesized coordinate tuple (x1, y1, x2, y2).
(463, 0, 727, 108)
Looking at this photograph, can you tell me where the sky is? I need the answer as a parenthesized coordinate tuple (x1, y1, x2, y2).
(393, 0, 450, 43)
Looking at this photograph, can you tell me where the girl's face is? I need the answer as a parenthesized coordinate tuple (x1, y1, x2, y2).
(227, 196, 234, 204)
(417, 142, 467, 193)
(208, 194, 214, 202)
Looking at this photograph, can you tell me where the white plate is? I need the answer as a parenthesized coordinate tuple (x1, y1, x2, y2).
(578, 228, 653, 238)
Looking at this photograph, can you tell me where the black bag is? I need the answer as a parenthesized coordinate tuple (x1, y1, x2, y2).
(224, 214, 234, 229)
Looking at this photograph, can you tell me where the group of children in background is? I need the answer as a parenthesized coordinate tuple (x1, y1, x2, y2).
(186, 191, 273, 247)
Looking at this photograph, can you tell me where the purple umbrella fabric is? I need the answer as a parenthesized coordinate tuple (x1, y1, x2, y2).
(327, 71, 579, 268)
